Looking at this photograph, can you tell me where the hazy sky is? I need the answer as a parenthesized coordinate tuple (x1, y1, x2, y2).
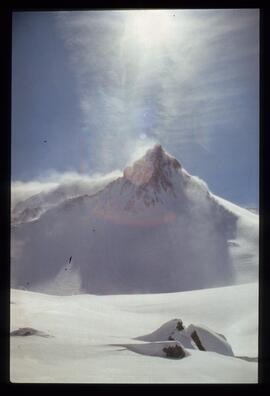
(12, 9, 259, 207)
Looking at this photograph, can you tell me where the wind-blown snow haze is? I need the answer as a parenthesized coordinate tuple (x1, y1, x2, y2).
(11, 145, 258, 295)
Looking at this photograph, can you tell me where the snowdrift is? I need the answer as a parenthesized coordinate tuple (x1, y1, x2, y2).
(10, 283, 258, 383)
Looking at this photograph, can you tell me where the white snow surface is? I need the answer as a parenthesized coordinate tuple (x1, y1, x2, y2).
(10, 282, 258, 383)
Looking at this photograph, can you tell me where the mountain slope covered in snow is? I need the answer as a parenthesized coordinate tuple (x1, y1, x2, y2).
(11, 144, 259, 295)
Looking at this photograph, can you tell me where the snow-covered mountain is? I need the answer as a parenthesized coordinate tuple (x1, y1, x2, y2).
(11, 144, 259, 295)
(11, 172, 120, 224)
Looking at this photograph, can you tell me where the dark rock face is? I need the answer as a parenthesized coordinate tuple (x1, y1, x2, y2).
(191, 330, 206, 351)
(176, 320, 184, 331)
(167, 320, 184, 340)
(163, 344, 186, 359)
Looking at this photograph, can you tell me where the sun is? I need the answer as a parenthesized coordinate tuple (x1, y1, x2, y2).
(126, 10, 174, 49)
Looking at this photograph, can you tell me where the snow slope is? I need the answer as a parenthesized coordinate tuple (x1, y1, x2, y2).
(11, 145, 259, 295)
(10, 282, 258, 383)
(213, 195, 259, 284)
(11, 171, 121, 224)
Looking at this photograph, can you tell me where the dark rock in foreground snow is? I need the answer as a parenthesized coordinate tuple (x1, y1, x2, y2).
(115, 317, 234, 361)
(11, 327, 51, 338)
(112, 340, 190, 359)
(163, 343, 186, 358)
(136, 318, 234, 356)
(190, 330, 206, 351)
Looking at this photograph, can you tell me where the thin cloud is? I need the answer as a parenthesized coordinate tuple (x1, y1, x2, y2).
(56, 9, 259, 172)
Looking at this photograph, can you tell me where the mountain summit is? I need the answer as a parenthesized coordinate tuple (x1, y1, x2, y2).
(124, 144, 181, 188)
(95, 144, 189, 216)
(11, 145, 258, 295)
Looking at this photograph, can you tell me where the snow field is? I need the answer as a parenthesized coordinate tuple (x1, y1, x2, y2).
(10, 282, 258, 383)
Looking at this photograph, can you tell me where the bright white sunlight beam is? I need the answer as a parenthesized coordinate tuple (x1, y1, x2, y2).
(125, 10, 175, 50)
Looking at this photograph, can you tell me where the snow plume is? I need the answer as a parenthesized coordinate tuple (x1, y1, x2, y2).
(125, 136, 159, 167)
(174, 171, 238, 288)
(184, 172, 211, 205)
(11, 170, 121, 211)
(11, 180, 57, 210)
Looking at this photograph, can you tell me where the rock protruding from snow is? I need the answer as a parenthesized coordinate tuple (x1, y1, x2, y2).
(135, 319, 193, 349)
(10, 327, 51, 338)
(163, 343, 186, 358)
(136, 319, 234, 357)
(186, 324, 234, 356)
(115, 341, 190, 359)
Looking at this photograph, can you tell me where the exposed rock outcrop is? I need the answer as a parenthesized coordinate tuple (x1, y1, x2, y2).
(11, 327, 51, 338)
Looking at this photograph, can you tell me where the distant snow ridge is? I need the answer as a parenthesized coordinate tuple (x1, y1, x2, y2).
(11, 172, 120, 224)
(11, 144, 258, 295)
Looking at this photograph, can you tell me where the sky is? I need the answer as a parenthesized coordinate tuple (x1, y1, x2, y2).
(12, 9, 259, 207)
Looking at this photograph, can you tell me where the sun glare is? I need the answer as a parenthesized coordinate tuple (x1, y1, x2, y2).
(126, 10, 174, 49)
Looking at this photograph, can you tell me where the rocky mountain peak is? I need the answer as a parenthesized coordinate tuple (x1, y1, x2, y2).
(123, 144, 181, 189)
